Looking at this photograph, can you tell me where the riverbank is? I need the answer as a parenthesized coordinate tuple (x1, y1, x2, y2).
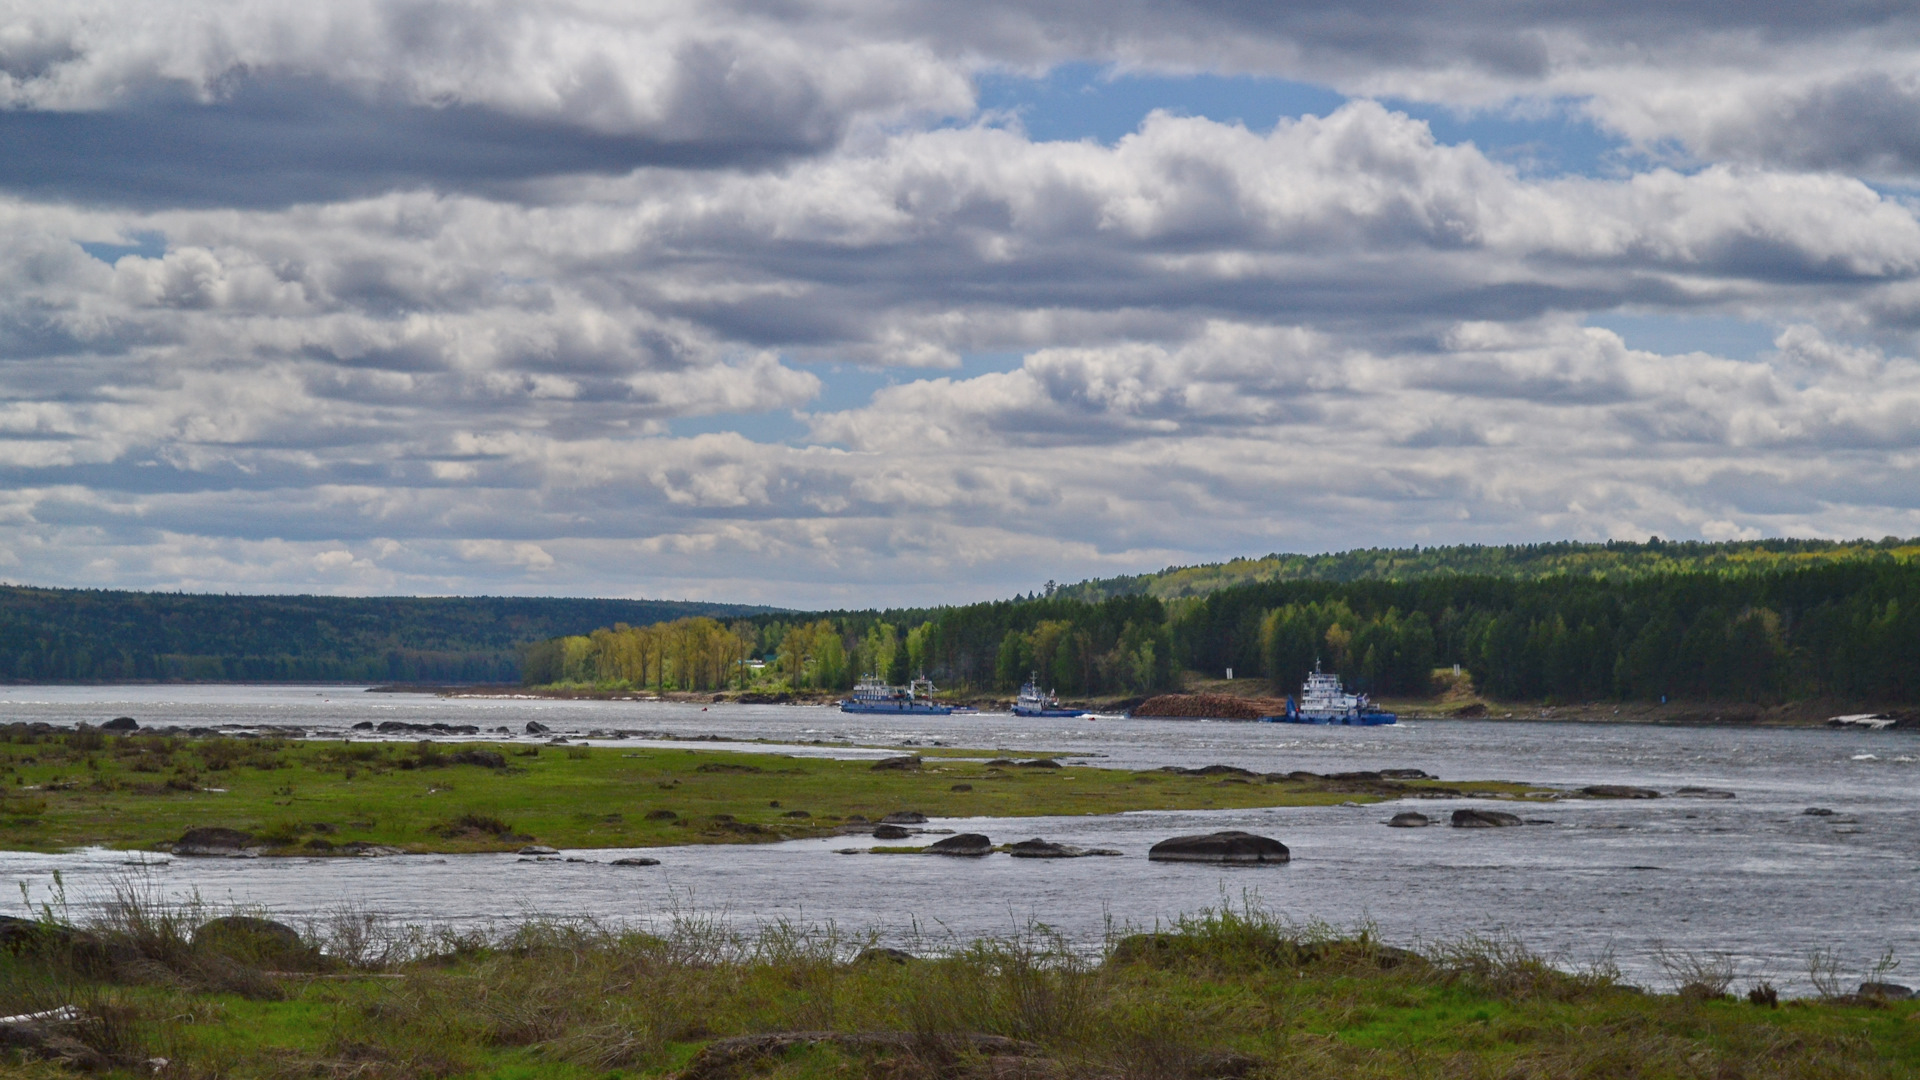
(1, 902, 1912, 1077)
(0, 730, 1552, 856)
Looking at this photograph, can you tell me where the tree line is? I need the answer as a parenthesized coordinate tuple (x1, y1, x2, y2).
(0, 587, 765, 684)
(531, 559, 1920, 705)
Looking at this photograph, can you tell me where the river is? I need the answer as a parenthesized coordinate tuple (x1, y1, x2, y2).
(0, 684, 1912, 991)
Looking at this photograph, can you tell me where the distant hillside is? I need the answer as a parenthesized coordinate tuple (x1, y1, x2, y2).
(1054, 537, 1920, 602)
(0, 587, 773, 683)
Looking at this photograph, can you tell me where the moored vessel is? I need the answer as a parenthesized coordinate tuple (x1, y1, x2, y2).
(840, 675, 953, 715)
(1261, 663, 1396, 725)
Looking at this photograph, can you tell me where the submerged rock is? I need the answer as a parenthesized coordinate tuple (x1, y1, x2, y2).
(172, 827, 259, 857)
(1803, 807, 1837, 816)
(610, 857, 661, 867)
(927, 833, 993, 856)
(1579, 785, 1661, 799)
(1450, 809, 1523, 828)
(1673, 787, 1736, 799)
(1387, 812, 1431, 828)
(1147, 831, 1289, 864)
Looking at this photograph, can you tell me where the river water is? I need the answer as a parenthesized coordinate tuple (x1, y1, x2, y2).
(0, 685, 1913, 991)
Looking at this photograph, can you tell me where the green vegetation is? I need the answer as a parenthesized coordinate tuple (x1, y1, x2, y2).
(0, 586, 770, 683)
(0, 729, 1528, 854)
(1056, 536, 1920, 602)
(1, 902, 1913, 1077)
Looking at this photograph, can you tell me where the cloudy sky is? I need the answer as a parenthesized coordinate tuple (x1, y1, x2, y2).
(4, 1, 1920, 606)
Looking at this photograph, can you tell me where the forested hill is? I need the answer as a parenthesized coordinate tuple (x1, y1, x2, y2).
(0, 587, 771, 683)
(1054, 537, 1920, 602)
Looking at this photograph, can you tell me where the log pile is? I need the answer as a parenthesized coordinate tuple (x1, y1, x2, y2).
(1130, 693, 1288, 720)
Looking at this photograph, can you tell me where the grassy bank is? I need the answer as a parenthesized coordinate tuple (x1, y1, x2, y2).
(0, 729, 1539, 854)
(0, 902, 1913, 1078)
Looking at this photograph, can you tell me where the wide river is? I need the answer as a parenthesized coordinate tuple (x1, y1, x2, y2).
(0, 685, 1913, 991)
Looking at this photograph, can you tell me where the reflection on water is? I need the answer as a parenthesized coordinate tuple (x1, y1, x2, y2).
(0, 685, 1914, 989)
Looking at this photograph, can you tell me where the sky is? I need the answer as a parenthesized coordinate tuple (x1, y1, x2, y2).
(4, 2, 1920, 607)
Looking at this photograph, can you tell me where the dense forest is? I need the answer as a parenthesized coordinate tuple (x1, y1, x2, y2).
(0, 587, 767, 683)
(1057, 537, 1920, 602)
(529, 543, 1920, 706)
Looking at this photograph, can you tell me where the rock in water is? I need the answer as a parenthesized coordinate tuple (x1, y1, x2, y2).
(927, 833, 992, 856)
(880, 811, 928, 824)
(1387, 812, 1431, 828)
(610, 857, 661, 867)
(1673, 786, 1736, 799)
(172, 827, 258, 857)
(517, 845, 559, 855)
(101, 716, 138, 732)
(1579, 785, 1661, 799)
(1859, 982, 1914, 1000)
(1451, 809, 1523, 828)
(1147, 831, 1289, 864)
(872, 824, 912, 840)
(525, 721, 550, 734)
(1006, 838, 1079, 858)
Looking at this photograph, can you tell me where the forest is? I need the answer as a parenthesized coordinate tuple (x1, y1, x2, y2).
(0, 587, 765, 683)
(528, 552, 1920, 706)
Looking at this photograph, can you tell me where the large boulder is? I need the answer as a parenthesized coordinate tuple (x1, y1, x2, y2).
(1147, 831, 1289, 864)
(927, 833, 993, 857)
(1387, 812, 1431, 828)
(101, 716, 138, 732)
(872, 824, 912, 840)
(172, 827, 259, 857)
(194, 915, 315, 968)
(1450, 809, 1523, 828)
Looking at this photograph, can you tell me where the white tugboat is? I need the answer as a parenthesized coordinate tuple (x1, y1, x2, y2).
(1012, 673, 1086, 718)
(1263, 662, 1397, 725)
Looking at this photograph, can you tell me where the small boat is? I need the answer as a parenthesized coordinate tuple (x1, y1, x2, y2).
(840, 675, 952, 715)
(1013, 673, 1086, 718)
(1261, 663, 1396, 725)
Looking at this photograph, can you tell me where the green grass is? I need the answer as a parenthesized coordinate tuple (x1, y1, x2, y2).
(0, 730, 1539, 854)
(0, 904, 1912, 1078)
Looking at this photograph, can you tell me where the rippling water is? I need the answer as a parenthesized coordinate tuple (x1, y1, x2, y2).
(0, 684, 1914, 989)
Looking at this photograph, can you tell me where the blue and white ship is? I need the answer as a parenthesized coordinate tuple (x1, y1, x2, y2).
(1262, 663, 1396, 725)
(1013, 673, 1086, 718)
(840, 675, 952, 715)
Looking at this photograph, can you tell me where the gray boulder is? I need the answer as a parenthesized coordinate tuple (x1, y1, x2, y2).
(1859, 982, 1914, 1000)
(610, 857, 661, 867)
(1387, 812, 1431, 828)
(880, 811, 928, 824)
(1147, 831, 1289, 864)
(872, 824, 912, 840)
(1579, 785, 1661, 799)
(1451, 809, 1523, 828)
(525, 721, 550, 734)
(517, 845, 559, 855)
(927, 833, 992, 856)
